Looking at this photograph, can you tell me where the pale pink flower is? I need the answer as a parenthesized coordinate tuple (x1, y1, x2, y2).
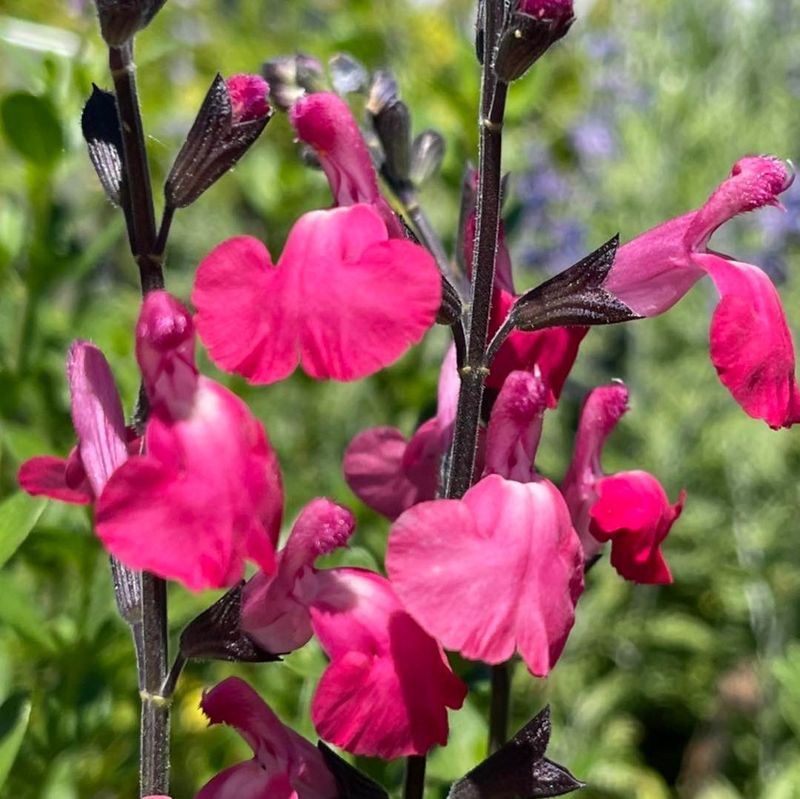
(386, 371, 584, 677)
(193, 204, 441, 384)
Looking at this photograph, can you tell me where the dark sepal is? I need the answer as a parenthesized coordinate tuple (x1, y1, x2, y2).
(367, 71, 412, 187)
(438, 274, 464, 326)
(448, 706, 584, 799)
(81, 84, 125, 206)
(493, 8, 575, 83)
(94, 0, 168, 47)
(164, 73, 271, 209)
(179, 580, 280, 663)
(410, 129, 446, 187)
(317, 742, 389, 799)
(510, 235, 639, 331)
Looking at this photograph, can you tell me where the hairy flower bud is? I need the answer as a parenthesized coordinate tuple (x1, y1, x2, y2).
(164, 73, 271, 209)
(93, 0, 167, 47)
(367, 71, 412, 186)
(261, 54, 325, 111)
(494, 0, 575, 82)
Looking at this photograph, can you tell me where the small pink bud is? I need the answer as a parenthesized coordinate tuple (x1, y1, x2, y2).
(226, 74, 271, 123)
(519, 0, 574, 20)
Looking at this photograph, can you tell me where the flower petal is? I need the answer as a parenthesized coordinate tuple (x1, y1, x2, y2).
(67, 341, 128, 496)
(18, 454, 92, 504)
(310, 568, 466, 758)
(343, 421, 440, 520)
(387, 475, 584, 676)
(590, 471, 683, 584)
(290, 92, 403, 237)
(194, 205, 441, 384)
(694, 252, 800, 428)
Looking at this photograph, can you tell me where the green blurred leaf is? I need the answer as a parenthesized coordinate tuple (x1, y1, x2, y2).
(0, 92, 65, 166)
(0, 693, 31, 789)
(0, 574, 56, 652)
(0, 493, 46, 569)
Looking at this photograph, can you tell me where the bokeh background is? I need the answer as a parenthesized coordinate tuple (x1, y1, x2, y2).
(2, 0, 800, 796)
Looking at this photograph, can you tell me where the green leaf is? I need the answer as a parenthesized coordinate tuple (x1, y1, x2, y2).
(0, 693, 31, 789)
(0, 493, 46, 570)
(0, 92, 64, 166)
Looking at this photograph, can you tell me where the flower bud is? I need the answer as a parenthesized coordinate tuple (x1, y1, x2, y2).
(410, 130, 445, 187)
(261, 54, 325, 111)
(367, 70, 412, 187)
(93, 0, 167, 47)
(81, 84, 124, 207)
(164, 73, 271, 209)
(494, 0, 575, 83)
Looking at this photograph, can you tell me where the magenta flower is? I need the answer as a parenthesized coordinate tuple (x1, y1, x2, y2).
(519, 0, 573, 17)
(226, 74, 270, 122)
(18, 341, 134, 504)
(96, 291, 282, 591)
(343, 346, 460, 519)
(387, 371, 584, 677)
(240, 496, 466, 759)
(241, 497, 356, 654)
(290, 91, 404, 238)
(196, 677, 337, 799)
(310, 568, 467, 758)
(192, 204, 441, 384)
(603, 155, 798, 428)
(561, 383, 684, 584)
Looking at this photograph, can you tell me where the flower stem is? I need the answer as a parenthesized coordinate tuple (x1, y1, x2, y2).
(445, 1, 507, 501)
(488, 662, 511, 753)
(403, 755, 427, 799)
(108, 37, 171, 798)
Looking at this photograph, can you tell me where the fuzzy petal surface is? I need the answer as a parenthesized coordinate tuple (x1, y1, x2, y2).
(310, 568, 466, 759)
(193, 205, 440, 384)
(387, 475, 584, 676)
(590, 471, 684, 584)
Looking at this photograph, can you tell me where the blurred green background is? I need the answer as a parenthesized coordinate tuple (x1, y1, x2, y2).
(1, 0, 800, 796)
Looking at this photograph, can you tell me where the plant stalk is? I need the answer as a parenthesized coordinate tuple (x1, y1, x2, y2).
(108, 37, 170, 797)
(488, 662, 510, 753)
(403, 755, 427, 799)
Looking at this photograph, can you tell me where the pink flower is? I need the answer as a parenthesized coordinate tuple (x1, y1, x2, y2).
(603, 155, 799, 428)
(310, 568, 467, 758)
(242, 498, 356, 654)
(290, 91, 404, 238)
(386, 371, 584, 677)
(240, 496, 466, 759)
(561, 382, 684, 584)
(342, 346, 460, 519)
(193, 204, 441, 384)
(196, 677, 337, 799)
(95, 291, 282, 591)
(519, 0, 574, 18)
(18, 342, 137, 504)
(226, 74, 270, 123)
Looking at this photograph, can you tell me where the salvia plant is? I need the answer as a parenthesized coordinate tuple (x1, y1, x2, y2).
(9, 0, 800, 797)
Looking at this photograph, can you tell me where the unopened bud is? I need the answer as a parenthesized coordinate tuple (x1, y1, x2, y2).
(329, 53, 369, 95)
(93, 0, 167, 47)
(367, 71, 412, 187)
(165, 73, 271, 209)
(81, 84, 124, 206)
(261, 54, 325, 111)
(409, 130, 445, 187)
(494, 0, 575, 83)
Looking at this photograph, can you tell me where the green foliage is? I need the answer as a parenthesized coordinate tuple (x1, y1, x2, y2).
(0, 1, 799, 797)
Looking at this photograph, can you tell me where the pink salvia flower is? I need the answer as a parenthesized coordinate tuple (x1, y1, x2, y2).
(519, 0, 574, 18)
(193, 204, 441, 384)
(242, 498, 355, 654)
(18, 342, 134, 504)
(95, 292, 282, 591)
(603, 155, 799, 428)
(290, 91, 404, 238)
(226, 74, 270, 122)
(343, 346, 459, 519)
(196, 677, 337, 799)
(310, 568, 467, 759)
(387, 371, 584, 677)
(561, 382, 684, 583)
